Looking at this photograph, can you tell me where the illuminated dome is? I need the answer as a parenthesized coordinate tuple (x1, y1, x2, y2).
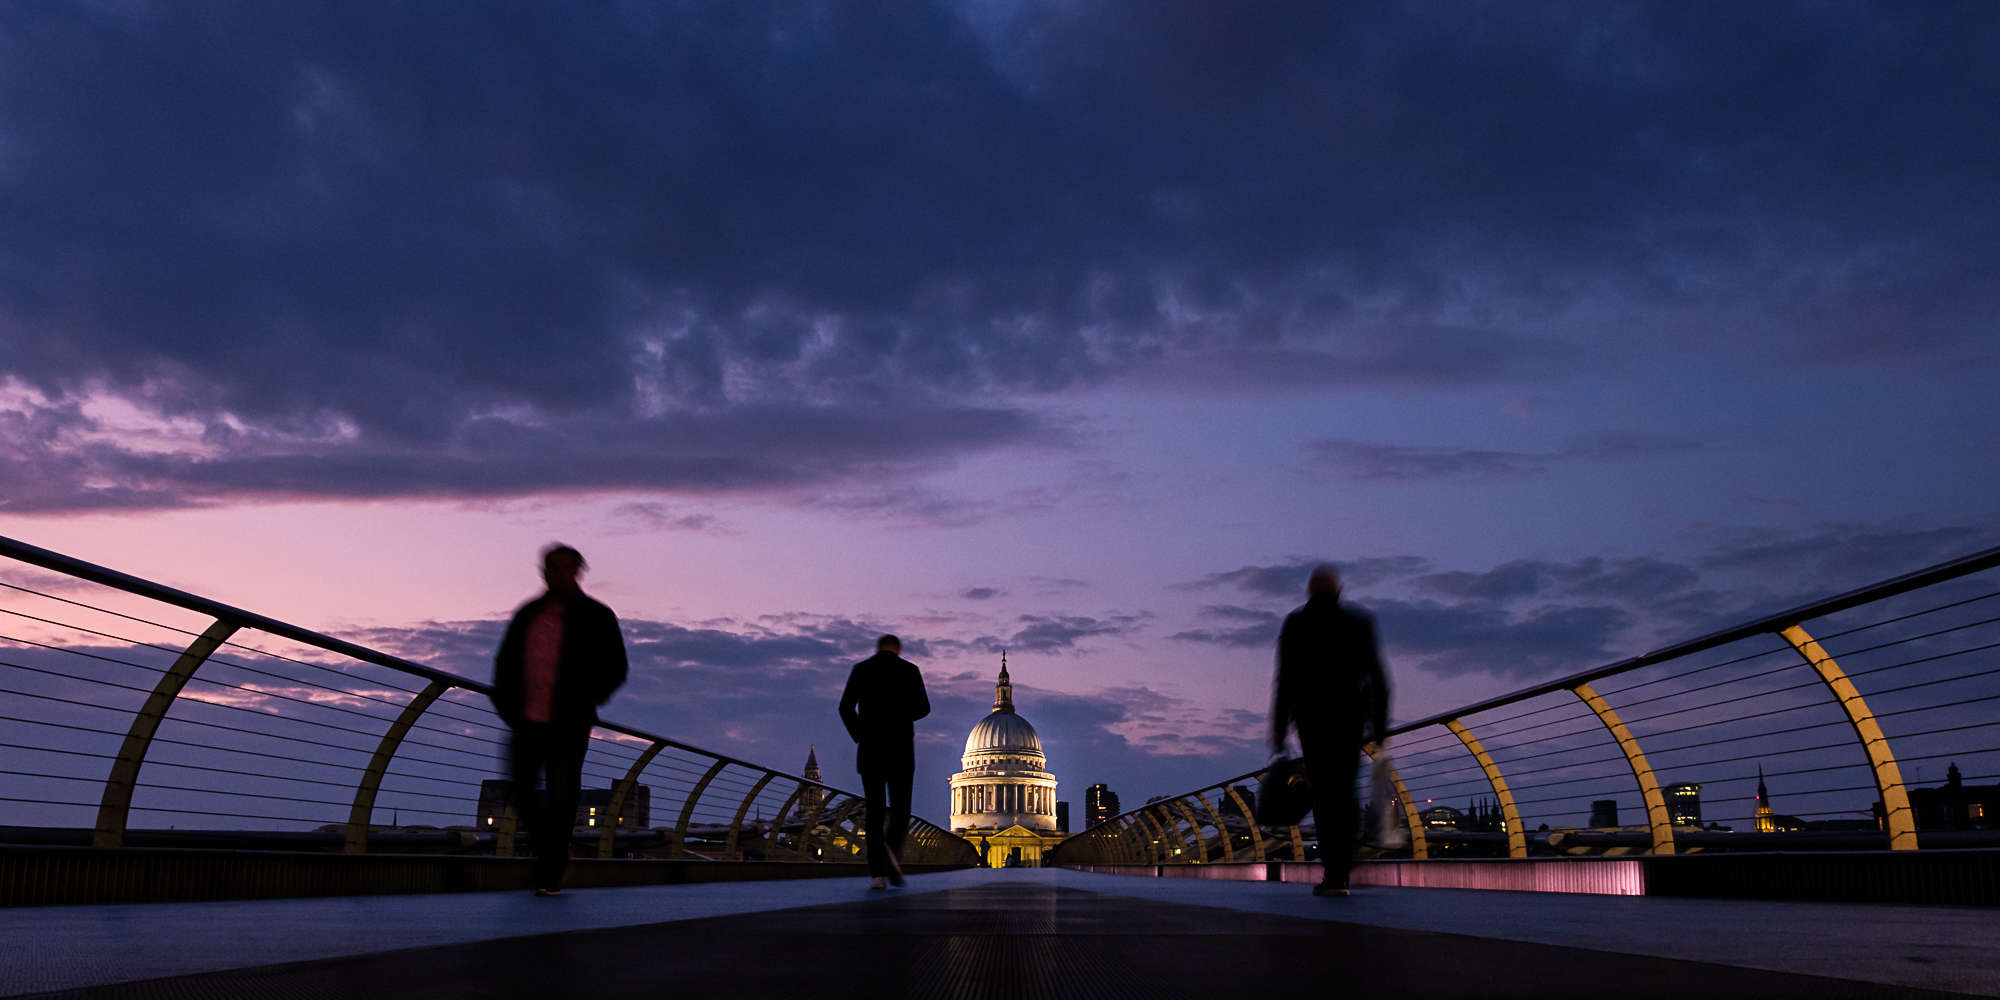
(964, 710, 1043, 759)
(948, 654, 1060, 841)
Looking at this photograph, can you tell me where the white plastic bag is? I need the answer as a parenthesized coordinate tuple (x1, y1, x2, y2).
(1371, 752, 1410, 848)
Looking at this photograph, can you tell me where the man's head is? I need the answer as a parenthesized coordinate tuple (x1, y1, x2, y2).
(876, 634, 901, 655)
(1307, 564, 1341, 599)
(542, 544, 586, 596)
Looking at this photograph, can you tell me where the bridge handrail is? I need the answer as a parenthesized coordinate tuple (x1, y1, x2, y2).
(0, 533, 979, 867)
(1052, 543, 2000, 867)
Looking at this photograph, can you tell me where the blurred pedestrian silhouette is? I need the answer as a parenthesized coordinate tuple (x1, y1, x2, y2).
(1270, 564, 1389, 897)
(492, 544, 628, 896)
(839, 634, 931, 889)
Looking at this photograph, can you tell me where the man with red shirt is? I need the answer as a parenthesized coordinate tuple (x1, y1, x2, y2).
(492, 544, 629, 895)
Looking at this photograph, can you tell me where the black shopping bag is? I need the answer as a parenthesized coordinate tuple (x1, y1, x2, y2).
(1256, 756, 1313, 827)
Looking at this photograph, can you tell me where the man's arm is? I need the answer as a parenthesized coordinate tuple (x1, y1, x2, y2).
(1360, 615, 1389, 746)
(1270, 616, 1295, 753)
(597, 604, 629, 704)
(490, 605, 528, 724)
(908, 660, 931, 722)
(838, 662, 866, 743)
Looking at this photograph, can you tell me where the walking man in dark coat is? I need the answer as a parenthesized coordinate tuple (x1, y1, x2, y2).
(838, 634, 931, 889)
(1271, 564, 1389, 897)
(492, 544, 628, 895)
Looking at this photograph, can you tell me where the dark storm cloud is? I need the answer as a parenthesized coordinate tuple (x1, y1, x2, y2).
(1167, 605, 1282, 649)
(609, 503, 728, 535)
(0, 399, 1049, 512)
(932, 612, 1153, 655)
(968, 613, 1152, 655)
(1374, 600, 1631, 680)
(1177, 556, 1430, 597)
(4, 2, 1997, 510)
(1697, 524, 1991, 587)
(1308, 433, 1709, 484)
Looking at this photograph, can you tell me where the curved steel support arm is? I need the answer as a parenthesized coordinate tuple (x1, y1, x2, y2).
(346, 679, 449, 854)
(1193, 790, 1233, 862)
(724, 771, 778, 860)
(597, 739, 667, 858)
(1779, 624, 1916, 850)
(1172, 798, 1209, 863)
(672, 758, 732, 858)
(1445, 721, 1526, 858)
(1572, 682, 1675, 855)
(96, 618, 239, 848)
(1223, 784, 1266, 862)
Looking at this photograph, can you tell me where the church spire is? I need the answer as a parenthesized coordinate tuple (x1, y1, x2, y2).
(993, 650, 1014, 713)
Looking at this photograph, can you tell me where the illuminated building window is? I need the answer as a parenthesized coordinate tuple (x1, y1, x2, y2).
(1973, 804, 1986, 821)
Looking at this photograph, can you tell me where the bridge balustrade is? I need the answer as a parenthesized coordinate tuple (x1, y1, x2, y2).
(1050, 545, 2000, 866)
(0, 535, 978, 870)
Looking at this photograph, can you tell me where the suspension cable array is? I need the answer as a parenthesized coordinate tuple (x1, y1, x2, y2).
(0, 535, 978, 869)
(1049, 546, 2000, 866)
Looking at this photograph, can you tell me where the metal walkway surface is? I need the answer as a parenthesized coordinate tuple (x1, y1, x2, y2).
(6, 869, 1998, 998)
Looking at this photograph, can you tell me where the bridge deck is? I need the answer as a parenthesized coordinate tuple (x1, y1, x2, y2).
(5, 869, 1995, 998)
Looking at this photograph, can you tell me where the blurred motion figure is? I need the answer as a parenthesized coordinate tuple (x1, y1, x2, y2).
(1271, 564, 1389, 897)
(492, 544, 629, 896)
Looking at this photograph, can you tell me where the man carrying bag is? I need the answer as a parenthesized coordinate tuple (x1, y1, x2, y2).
(1270, 564, 1390, 897)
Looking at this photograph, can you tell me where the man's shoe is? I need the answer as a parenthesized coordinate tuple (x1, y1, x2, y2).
(532, 887, 562, 897)
(869, 877, 887, 891)
(1312, 882, 1349, 897)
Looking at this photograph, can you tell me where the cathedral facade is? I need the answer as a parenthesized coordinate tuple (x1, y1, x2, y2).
(949, 656, 1066, 867)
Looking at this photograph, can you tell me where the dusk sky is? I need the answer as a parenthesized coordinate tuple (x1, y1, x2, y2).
(2, 2, 1996, 813)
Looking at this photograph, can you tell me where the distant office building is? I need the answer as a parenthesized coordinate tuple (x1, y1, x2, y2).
(1055, 801, 1069, 834)
(1665, 782, 1702, 826)
(474, 780, 650, 830)
(1910, 763, 1998, 830)
(579, 785, 650, 829)
(1219, 784, 1255, 821)
(1589, 799, 1619, 828)
(1421, 805, 1464, 829)
(1085, 783, 1120, 828)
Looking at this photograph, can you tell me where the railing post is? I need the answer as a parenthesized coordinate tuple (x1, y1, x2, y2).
(1223, 784, 1266, 862)
(1172, 798, 1209, 862)
(1152, 802, 1190, 862)
(596, 739, 667, 859)
(1360, 743, 1429, 860)
(1193, 790, 1233, 862)
(495, 799, 519, 858)
(95, 618, 239, 848)
(1779, 624, 1917, 850)
(723, 771, 778, 860)
(1571, 682, 1675, 855)
(1444, 721, 1526, 858)
(345, 679, 448, 853)
(816, 797, 864, 860)
(672, 759, 731, 859)
(764, 782, 809, 858)
(1132, 809, 1168, 863)
(793, 784, 830, 861)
